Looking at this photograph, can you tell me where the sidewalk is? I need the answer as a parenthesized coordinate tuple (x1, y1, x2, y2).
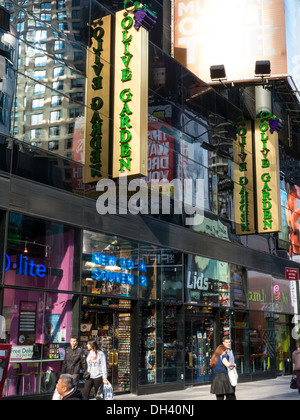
(114, 376, 299, 400)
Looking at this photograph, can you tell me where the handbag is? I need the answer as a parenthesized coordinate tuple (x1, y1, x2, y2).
(83, 371, 90, 380)
(290, 375, 298, 390)
(227, 366, 238, 387)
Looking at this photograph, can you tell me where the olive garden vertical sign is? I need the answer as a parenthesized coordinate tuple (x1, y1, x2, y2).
(254, 115, 281, 233)
(83, 16, 111, 183)
(113, 8, 148, 178)
(233, 119, 256, 235)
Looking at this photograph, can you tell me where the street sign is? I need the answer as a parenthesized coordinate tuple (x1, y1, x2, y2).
(285, 268, 299, 281)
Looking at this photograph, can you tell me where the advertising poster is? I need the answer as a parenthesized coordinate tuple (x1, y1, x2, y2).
(45, 314, 61, 344)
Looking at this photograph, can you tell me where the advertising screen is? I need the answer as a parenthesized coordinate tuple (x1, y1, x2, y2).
(174, 0, 287, 83)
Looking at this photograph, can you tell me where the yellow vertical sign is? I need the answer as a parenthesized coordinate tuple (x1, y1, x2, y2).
(83, 16, 111, 183)
(255, 118, 281, 233)
(233, 119, 256, 235)
(113, 9, 148, 179)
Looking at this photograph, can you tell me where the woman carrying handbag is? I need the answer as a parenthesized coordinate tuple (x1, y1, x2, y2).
(210, 345, 237, 400)
(83, 339, 108, 400)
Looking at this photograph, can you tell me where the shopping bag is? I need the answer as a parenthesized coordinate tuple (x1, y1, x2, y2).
(227, 367, 238, 387)
(96, 381, 114, 400)
(290, 376, 298, 390)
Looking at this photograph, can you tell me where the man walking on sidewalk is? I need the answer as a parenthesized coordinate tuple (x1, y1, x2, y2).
(222, 336, 237, 399)
(61, 335, 87, 388)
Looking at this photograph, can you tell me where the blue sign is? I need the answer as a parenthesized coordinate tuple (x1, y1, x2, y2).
(5, 254, 46, 278)
(91, 253, 147, 287)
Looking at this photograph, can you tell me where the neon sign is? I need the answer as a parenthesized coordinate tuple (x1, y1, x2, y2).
(5, 254, 46, 278)
(91, 252, 147, 286)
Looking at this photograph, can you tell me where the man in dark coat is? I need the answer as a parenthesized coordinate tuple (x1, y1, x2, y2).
(61, 336, 87, 387)
(56, 374, 83, 400)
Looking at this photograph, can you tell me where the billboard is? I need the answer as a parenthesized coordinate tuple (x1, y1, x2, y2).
(174, 0, 287, 83)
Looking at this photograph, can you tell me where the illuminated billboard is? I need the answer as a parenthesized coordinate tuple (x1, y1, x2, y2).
(174, 0, 287, 83)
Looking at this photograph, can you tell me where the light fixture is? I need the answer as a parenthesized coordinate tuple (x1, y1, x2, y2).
(24, 241, 28, 254)
(255, 60, 271, 76)
(210, 65, 226, 81)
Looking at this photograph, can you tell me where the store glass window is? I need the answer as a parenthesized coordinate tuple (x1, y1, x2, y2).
(248, 270, 273, 312)
(163, 303, 184, 383)
(5, 212, 79, 291)
(272, 278, 297, 315)
(2, 288, 79, 397)
(275, 314, 292, 375)
(139, 301, 162, 386)
(185, 255, 221, 307)
(249, 311, 276, 374)
(82, 231, 138, 299)
(139, 244, 183, 301)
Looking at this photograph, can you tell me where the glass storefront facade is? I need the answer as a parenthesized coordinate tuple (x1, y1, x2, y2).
(0, 212, 298, 398)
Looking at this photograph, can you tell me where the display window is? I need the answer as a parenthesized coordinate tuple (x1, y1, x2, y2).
(5, 212, 78, 291)
(185, 255, 247, 308)
(139, 244, 183, 301)
(185, 307, 214, 385)
(249, 311, 276, 374)
(82, 231, 139, 298)
(2, 288, 79, 397)
(275, 314, 292, 375)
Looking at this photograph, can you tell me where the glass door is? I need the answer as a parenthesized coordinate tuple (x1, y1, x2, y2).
(96, 310, 131, 394)
(185, 316, 214, 386)
(80, 300, 131, 395)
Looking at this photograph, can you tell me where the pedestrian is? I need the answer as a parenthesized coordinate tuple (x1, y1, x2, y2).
(61, 335, 87, 388)
(222, 336, 237, 399)
(55, 374, 84, 400)
(210, 344, 236, 400)
(83, 339, 109, 400)
(292, 342, 300, 394)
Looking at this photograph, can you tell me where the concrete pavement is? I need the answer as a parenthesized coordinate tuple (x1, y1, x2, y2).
(114, 375, 299, 400)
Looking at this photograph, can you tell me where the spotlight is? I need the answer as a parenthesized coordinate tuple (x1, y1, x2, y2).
(255, 60, 271, 76)
(210, 65, 226, 81)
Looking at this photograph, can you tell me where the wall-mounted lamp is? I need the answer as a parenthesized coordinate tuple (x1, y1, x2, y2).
(210, 65, 226, 81)
(255, 60, 271, 77)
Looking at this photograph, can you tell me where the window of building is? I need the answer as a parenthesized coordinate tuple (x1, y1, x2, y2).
(51, 95, 62, 107)
(50, 110, 61, 122)
(32, 98, 44, 110)
(49, 126, 60, 137)
(31, 113, 43, 125)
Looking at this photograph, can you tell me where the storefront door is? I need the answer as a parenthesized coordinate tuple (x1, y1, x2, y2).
(97, 309, 131, 394)
(185, 316, 214, 385)
(80, 299, 131, 394)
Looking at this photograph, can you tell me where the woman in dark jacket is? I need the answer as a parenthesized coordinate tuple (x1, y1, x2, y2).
(210, 345, 236, 400)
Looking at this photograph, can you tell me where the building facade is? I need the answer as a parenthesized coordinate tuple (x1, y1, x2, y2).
(0, 0, 299, 399)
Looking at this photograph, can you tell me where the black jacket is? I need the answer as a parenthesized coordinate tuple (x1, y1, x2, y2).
(61, 347, 87, 375)
(62, 387, 84, 400)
